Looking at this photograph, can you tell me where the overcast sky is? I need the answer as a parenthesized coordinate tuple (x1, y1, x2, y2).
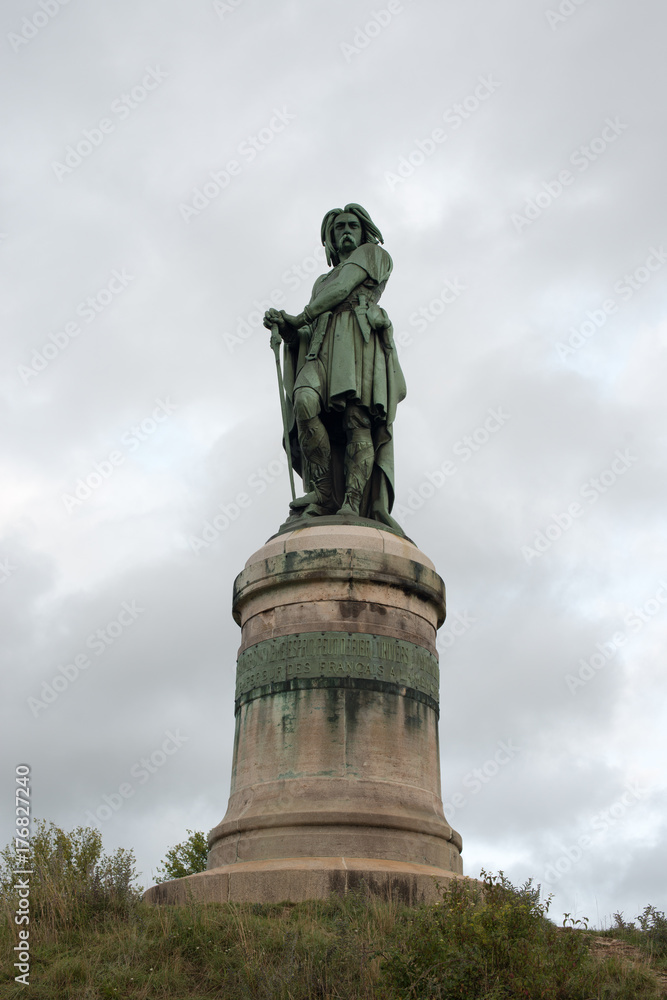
(2, 0, 666, 927)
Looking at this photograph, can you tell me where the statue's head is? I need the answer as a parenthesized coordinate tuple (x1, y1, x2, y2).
(320, 203, 384, 267)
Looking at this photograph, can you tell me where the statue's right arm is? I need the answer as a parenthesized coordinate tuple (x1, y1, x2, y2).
(263, 260, 368, 337)
(296, 263, 368, 325)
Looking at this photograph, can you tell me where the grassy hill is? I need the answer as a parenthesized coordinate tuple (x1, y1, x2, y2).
(2, 867, 666, 999)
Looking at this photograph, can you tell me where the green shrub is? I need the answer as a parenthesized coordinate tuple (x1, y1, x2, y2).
(0, 819, 142, 933)
(380, 870, 658, 999)
(153, 829, 208, 883)
(636, 905, 667, 960)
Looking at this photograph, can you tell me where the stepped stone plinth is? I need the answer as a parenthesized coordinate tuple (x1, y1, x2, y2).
(144, 522, 463, 905)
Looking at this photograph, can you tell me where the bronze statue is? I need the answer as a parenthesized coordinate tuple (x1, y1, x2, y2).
(264, 203, 406, 533)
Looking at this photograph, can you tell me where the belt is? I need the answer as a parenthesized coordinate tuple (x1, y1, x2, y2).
(330, 301, 358, 314)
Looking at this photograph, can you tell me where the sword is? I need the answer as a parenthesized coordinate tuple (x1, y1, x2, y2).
(270, 323, 296, 503)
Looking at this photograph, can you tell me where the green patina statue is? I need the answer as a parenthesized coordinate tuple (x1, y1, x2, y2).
(263, 203, 406, 535)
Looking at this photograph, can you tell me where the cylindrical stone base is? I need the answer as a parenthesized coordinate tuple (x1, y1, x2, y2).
(145, 523, 463, 905)
(143, 857, 462, 906)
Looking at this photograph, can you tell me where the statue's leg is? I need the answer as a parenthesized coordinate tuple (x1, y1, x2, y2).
(339, 404, 374, 516)
(293, 387, 336, 514)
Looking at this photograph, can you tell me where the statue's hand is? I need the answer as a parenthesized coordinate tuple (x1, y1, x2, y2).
(263, 307, 285, 332)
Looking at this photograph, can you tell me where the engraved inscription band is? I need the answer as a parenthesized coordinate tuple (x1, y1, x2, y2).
(235, 631, 440, 706)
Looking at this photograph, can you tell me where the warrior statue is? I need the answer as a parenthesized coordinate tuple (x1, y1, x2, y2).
(263, 203, 406, 533)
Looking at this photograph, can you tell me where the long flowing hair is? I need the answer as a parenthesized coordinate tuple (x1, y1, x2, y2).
(320, 203, 384, 267)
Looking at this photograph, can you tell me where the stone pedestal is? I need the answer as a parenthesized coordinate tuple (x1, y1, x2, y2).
(144, 523, 463, 905)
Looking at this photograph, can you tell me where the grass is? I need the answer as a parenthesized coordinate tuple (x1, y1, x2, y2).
(1, 867, 666, 999)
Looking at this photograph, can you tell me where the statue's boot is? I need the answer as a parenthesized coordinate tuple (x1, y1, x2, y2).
(290, 416, 337, 515)
(296, 464, 336, 517)
(338, 439, 374, 516)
